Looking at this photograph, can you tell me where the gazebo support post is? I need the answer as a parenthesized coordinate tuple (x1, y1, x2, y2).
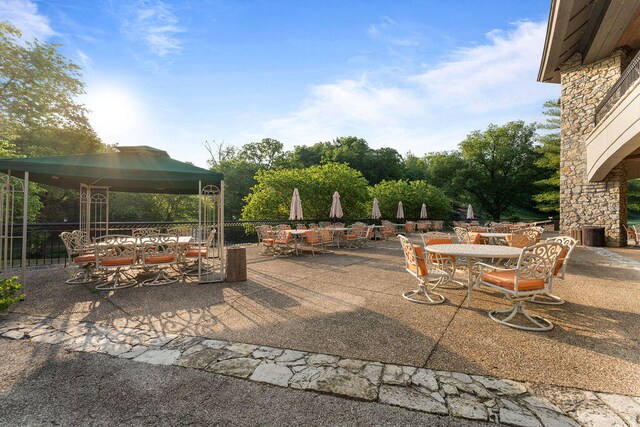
(3, 170, 10, 273)
(22, 172, 28, 284)
(197, 180, 202, 281)
(220, 180, 225, 279)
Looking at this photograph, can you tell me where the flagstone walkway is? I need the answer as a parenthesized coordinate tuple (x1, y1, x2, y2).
(2, 312, 638, 427)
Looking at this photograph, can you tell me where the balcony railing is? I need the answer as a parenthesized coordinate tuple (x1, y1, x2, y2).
(595, 50, 640, 125)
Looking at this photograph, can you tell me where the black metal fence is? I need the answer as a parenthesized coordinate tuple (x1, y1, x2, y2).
(2, 218, 556, 268)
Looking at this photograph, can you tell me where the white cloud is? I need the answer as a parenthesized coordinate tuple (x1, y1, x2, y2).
(254, 20, 559, 154)
(0, 0, 55, 41)
(118, 0, 184, 57)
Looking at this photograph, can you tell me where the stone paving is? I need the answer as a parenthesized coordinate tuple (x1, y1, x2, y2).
(2, 312, 639, 427)
(587, 246, 640, 270)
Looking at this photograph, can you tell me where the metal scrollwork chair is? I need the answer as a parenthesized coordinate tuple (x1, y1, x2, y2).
(528, 236, 578, 305)
(94, 235, 138, 291)
(474, 241, 564, 331)
(132, 227, 160, 237)
(420, 232, 465, 289)
(623, 224, 639, 246)
(398, 235, 451, 304)
(140, 234, 180, 286)
(60, 230, 99, 284)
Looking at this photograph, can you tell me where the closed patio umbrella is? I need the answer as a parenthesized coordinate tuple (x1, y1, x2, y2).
(289, 188, 303, 220)
(466, 204, 475, 220)
(397, 202, 404, 220)
(420, 203, 428, 219)
(371, 198, 381, 219)
(330, 191, 343, 219)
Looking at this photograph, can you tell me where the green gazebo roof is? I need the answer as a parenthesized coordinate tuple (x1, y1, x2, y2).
(0, 146, 223, 194)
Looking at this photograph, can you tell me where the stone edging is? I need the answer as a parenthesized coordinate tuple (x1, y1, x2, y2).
(1, 313, 638, 427)
(586, 247, 640, 270)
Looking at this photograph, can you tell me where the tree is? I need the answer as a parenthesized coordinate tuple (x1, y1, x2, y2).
(402, 153, 429, 181)
(109, 193, 198, 222)
(457, 121, 540, 220)
(0, 22, 91, 144)
(242, 163, 369, 220)
(238, 138, 286, 169)
(533, 100, 561, 214)
(369, 180, 451, 220)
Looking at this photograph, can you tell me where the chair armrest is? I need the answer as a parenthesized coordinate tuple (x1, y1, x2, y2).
(473, 261, 514, 272)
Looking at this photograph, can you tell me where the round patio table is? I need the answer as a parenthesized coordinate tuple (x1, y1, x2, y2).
(425, 244, 521, 307)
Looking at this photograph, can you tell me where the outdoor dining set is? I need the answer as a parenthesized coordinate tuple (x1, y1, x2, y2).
(60, 226, 217, 291)
(398, 222, 578, 332)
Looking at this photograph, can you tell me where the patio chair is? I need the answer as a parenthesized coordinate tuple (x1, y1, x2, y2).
(273, 229, 294, 255)
(94, 235, 138, 291)
(453, 226, 469, 243)
(505, 228, 540, 248)
(404, 221, 416, 234)
(59, 231, 99, 284)
(304, 230, 323, 255)
(355, 225, 374, 247)
(344, 225, 365, 248)
(398, 235, 451, 304)
(491, 224, 510, 233)
(432, 220, 444, 231)
(416, 221, 428, 232)
(318, 221, 332, 228)
(420, 232, 465, 289)
(380, 223, 395, 240)
(317, 228, 334, 250)
(132, 227, 160, 238)
(139, 234, 180, 286)
(308, 223, 318, 229)
(256, 225, 276, 255)
(296, 224, 307, 230)
(474, 241, 564, 331)
(623, 224, 639, 246)
(277, 224, 292, 230)
(528, 236, 579, 305)
(183, 227, 218, 274)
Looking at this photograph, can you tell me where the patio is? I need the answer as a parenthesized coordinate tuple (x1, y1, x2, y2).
(6, 234, 640, 399)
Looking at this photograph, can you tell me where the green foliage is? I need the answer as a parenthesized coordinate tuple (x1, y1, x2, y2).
(533, 99, 560, 214)
(369, 180, 451, 220)
(0, 276, 24, 312)
(629, 179, 640, 213)
(403, 153, 430, 181)
(456, 121, 540, 220)
(0, 22, 90, 141)
(109, 193, 199, 222)
(242, 163, 369, 220)
(216, 159, 260, 220)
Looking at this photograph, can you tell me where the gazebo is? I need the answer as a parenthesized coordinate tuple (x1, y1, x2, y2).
(0, 146, 225, 284)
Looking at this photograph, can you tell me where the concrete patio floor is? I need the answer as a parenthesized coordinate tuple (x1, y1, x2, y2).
(8, 236, 640, 397)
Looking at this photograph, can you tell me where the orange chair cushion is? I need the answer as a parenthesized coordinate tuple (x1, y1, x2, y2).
(186, 248, 208, 257)
(407, 244, 428, 276)
(468, 232, 484, 244)
(100, 257, 135, 267)
(145, 255, 176, 264)
(74, 254, 96, 263)
(553, 246, 569, 276)
(425, 238, 456, 262)
(480, 270, 545, 291)
(506, 234, 531, 248)
(262, 238, 275, 244)
(346, 234, 358, 239)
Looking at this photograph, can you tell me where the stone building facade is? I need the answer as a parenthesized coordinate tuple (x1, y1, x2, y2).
(559, 51, 629, 246)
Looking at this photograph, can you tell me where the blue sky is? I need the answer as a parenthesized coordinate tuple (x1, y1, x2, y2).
(1, 0, 559, 167)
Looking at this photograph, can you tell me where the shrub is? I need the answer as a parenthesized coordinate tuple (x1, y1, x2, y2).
(0, 277, 24, 311)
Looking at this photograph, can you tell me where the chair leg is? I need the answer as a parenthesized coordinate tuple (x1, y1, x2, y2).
(402, 280, 445, 305)
(65, 264, 100, 285)
(488, 299, 553, 331)
(141, 266, 179, 286)
(530, 292, 565, 305)
(95, 267, 137, 291)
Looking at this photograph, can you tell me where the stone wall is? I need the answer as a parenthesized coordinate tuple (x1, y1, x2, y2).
(559, 51, 628, 246)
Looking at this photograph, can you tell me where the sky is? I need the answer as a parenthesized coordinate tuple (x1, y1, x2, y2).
(0, 0, 559, 168)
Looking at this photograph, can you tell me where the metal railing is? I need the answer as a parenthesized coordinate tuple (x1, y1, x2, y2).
(595, 50, 640, 124)
(0, 218, 555, 268)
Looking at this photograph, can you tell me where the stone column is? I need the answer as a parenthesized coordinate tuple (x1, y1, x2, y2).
(559, 51, 628, 246)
